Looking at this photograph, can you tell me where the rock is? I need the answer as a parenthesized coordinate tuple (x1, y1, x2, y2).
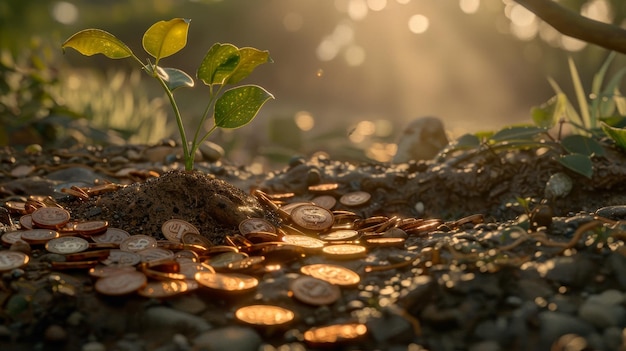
(82, 341, 107, 351)
(544, 172, 573, 199)
(538, 311, 594, 349)
(44, 324, 68, 342)
(192, 326, 262, 351)
(141, 306, 211, 334)
(198, 141, 224, 162)
(393, 116, 449, 163)
(543, 256, 595, 287)
(366, 307, 415, 343)
(578, 292, 626, 328)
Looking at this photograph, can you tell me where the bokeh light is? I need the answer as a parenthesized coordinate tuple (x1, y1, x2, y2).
(52, 1, 79, 25)
(408, 14, 429, 34)
(294, 111, 315, 131)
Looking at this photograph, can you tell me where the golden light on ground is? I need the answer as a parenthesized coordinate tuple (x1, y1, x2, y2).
(294, 111, 315, 131)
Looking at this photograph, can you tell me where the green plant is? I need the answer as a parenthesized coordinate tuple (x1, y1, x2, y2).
(62, 18, 274, 171)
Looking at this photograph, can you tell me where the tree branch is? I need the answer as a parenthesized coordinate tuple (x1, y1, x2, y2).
(514, 0, 626, 54)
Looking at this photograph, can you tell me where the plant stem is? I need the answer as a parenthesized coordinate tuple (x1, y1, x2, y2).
(189, 84, 224, 160)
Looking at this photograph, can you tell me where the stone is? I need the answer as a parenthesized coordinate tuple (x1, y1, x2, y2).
(192, 326, 262, 351)
(578, 300, 626, 328)
(543, 256, 595, 287)
(198, 141, 225, 162)
(538, 311, 594, 349)
(393, 116, 449, 163)
(141, 306, 211, 335)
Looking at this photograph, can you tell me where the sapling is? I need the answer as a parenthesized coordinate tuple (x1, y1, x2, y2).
(62, 18, 274, 171)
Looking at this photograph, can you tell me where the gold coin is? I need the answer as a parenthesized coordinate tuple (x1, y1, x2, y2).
(137, 279, 197, 298)
(94, 270, 147, 296)
(300, 263, 360, 287)
(20, 229, 59, 245)
(0, 251, 29, 271)
(195, 271, 258, 293)
(339, 191, 371, 207)
(45, 236, 89, 254)
(73, 220, 109, 236)
(89, 265, 137, 278)
(120, 235, 158, 252)
(290, 204, 334, 232)
(303, 323, 367, 346)
(235, 305, 295, 326)
(181, 232, 213, 248)
(321, 244, 367, 260)
(238, 218, 276, 235)
(137, 247, 175, 262)
(281, 234, 325, 251)
(102, 249, 142, 267)
(311, 195, 337, 210)
(364, 237, 406, 248)
(161, 219, 200, 243)
(308, 183, 339, 192)
(91, 227, 130, 244)
(319, 229, 359, 242)
(1, 231, 27, 247)
(19, 214, 33, 230)
(205, 251, 248, 270)
(290, 275, 341, 305)
(30, 207, 71, 229)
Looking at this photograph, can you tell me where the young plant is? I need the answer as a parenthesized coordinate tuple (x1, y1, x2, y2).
(62, 18, 274, 171)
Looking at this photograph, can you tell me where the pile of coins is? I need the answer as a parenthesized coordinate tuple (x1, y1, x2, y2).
(0, 186, 461, 347)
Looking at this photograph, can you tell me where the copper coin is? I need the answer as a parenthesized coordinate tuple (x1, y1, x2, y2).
(174, 250, 200, 263)
(281, 234, 325, 251)
(137, 279, 197, 298)
(238, 218, 276, 235)
(226, 256, 266, 273)
(290, 204, 334, 231)
(137, 247, 174, 262)
(45, 236, 89, 254)
(312, 195, 337, 210)
(161, 219, 200, 243)
(181, 232, 213, 247)
(73, 220, 108, 236)
(19, 214, 33, 229)
(365, 237, 406, 248)
(30, 207, 71, 229)
(339, 191, 371, 207)
(281, 201, 314, 214)
(235, 305, 295, 326)
(94, 270, 147, 296)
(321, 244, 367, 260)
(89, 265, 137, 278)
(243, 231, 279, 244)
(290, 275, 341, 305)
(20, 229, 59, 245)
(4, 200, 27, 214)
(91, 227, 130, 244)
(308, 183, 339, 192)
(195, 271, 258, 293)
(303, 323, 367, 346)
(300, 263, 360, 287)
(179, 261, 215, 279)
(102, 249, 141, 267)
(1, 231, 26, 247)
(120, 235, 158, 252)
(205, 252, 248, 270)
(0, 251, 29, 271)
(319, 229, 359, 242)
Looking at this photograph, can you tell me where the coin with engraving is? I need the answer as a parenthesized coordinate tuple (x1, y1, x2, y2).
(91, 227, 130, 244)
(120, 235, 158, 252)
(235, 305, 295, 326)
(281, 202, 314, 214)
(19, 214, 33, 229)
(94, 270, 147, 295)
(0, 251, 29, 271)
(73, 220, 108, 236)
(300, 263, 360, 287)
(303, 323, 367, 347)
(102, 249, 142, 267)
(339, 191, 371, 207)
(195, 271, 258, 293)
(239, 218, 276, 235)
(1, 231, 26, 247)
(161, 219, 200, 243)
(46, 236, 89, 254)
(31, 207, 71, 229)
(205, 251, 248, 270)
(319, 229, 359, 242)
(5, 200, 27, 214)
(226, 256, 266, 273)
(20, 229, 59, 245)
(290, 275, 341, 305)
(290, 204, 334, 231)
(181, 232, 213, 247)
(312, 195, 337, 210)
(321, 244, 367, 260)
(281, 234, 325, 251)
(137, 247, 175, 262)
(137, 279, 197, 298)
(179, 261, 215, 279)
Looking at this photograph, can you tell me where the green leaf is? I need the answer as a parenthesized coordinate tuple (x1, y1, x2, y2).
(225, 47, 272, 84)
(197, 43, 240, 86)
(568, 57, 592, 129)
(156, 67, 194, 91)
(531, 94, 566, 129)
(491, 125, 545, 142)
(62, 29, 134, 59)
(454, 133, 481, 148)
(142, 18, 190, 63)
(560, 134, 605, 157)
(558, 154, 593, 179)
(601, 122, 626, 151)
(214, 85, 274, 129)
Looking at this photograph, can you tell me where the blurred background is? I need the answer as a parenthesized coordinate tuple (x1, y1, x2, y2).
(1, 0, 625, 168)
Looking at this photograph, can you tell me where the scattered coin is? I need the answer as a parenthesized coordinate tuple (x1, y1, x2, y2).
(45, 236, 90, 254)
(120, 235, 158, 252)
(89, 265, 137, 278)
(312, 195, 337, 210)
(94, 270, 147, 296)
(30, 207, 71, 229)
(1, 231, 26, 247)
(308, 183, 339, 192)
(137, 279, 197, 298)
(290, 204, 334, 232)
(20, 229, 59, 245)
(238, 218, 276, 235)
(290, 275, 341, 306)
(73, 220, 109, 236)
(281, 234, 325, 251)
(162, 219, 200, 243)
(303, 323, 367, 347)
(19, 214, 33, 229)
(181, 232, 213, 247)
(91, 227, 131, 244)
(339, 191, 371, 207)
(235, 305, 295, 326)
(319, 229, 360, 242)
(178, 261, 214, 279)
(300, 263, 361, 287)
(205, 251, 248, 270)
(137, 247, 175, 262)
(364, 237, 406, 248)
(195, 271, 258, 293)
(321, 244, 367, 260)
(102, 249, 142, 267)
(0, 251, 29, 271)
